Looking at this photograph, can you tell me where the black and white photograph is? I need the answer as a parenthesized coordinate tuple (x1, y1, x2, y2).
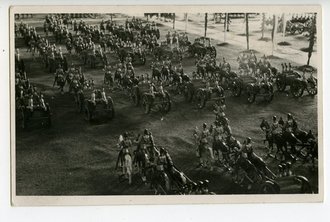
(10, 5, 323, 205)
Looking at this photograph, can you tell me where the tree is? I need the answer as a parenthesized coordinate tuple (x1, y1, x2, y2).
(307, 13, 317, 66)
(224, 13, 228, 42)
(184, 13, 188, 32)
(271, 14, 278, 55)
(261, 13, 266, 39)
(245, 13, 249, 50)
(173, 13, 176, 29)
(282, 13, 286, 39)
(204, 13, 208, 37)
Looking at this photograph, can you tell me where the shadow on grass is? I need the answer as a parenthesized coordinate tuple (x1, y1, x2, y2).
(258, 37, 271, 42)
(237, 33, 254, 37)
(217, 42, 230, 47)
(278, 41, 291, 46)
(300, 47, 315, 53)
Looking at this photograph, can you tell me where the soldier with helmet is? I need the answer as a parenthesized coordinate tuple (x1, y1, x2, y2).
(242, 137, 253, 159)
(271, 115, 282, 136)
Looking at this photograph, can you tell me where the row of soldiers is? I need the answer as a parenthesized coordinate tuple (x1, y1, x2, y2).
(116, 130, 213, 194)
(16, 21, 68, 73)
(16, 70, 49, 113)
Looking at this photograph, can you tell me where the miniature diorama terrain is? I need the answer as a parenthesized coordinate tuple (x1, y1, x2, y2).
(14, 12, 319, 196)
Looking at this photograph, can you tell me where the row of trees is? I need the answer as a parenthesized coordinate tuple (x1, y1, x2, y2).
(205, 13, 316, 66)
(154, 12, 316, 66)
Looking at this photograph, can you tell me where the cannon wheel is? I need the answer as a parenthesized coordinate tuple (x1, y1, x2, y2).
(161, 92, 171, 113)
(142, 94, 152, 114)
(107, 97, 115, 119)
(231, 80, 242, 97)
(276, 76, 287, 92)
(258, 181, 279, 194)
(247, 90, 256, 103)
(306, 78, 317, 96)
(195, 90, 207, 109)
(132, 87, 140, 106)
(291, 81, 304, 97)
(295, 176, 313, 194)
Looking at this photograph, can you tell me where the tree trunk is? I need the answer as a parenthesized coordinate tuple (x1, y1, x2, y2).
(185, 13, 188, 32)
(271, 14, 278, 55)
(204, 13, 208, 37)
(282, 13, 286, 39)
(173, 13, 175, 29)
(245, 13, 249, 50)
(307, 13, 317, 66)
(224, 13, 228, 42)
(261, 13, 265, 39)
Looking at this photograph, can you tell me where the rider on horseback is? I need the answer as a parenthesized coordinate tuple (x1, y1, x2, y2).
(213, 97, 226, 120)
(283, 113, 300, 153)
(271, 116, 283, 136)
(138, 129, 155, 161)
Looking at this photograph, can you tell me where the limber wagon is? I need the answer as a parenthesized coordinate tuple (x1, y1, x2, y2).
(75, 88, 115, 122)
(183, 78, 225, 109)
(131, 82, 171, 114)
(276, 67, 317, 98)
(230, 75, 274, 103)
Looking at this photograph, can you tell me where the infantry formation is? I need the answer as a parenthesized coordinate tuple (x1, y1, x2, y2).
(15, 13, 318, 195)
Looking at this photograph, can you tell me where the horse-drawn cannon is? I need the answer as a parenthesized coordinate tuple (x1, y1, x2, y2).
(117, 47, 146, 66)
(183, 79, 225, 109)
(276, 66, 317, 97)
(131, 82, 171, 114)
(17, 97, 52, 129)
(223, 147, 313, 194)
(230, 75, 274, 103)
(75, 88, 115, 122)
(188, 37, 217, 58)
(153, 44, 183, 62)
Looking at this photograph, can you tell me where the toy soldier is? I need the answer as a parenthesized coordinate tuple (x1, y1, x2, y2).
(27, 95, 34, 112)
(277, 164, 284, 177)
(90, 90, 96, 106)
(271, 116, 282, 136)
(39, 94, 47, 111)
(214, 98, 226, 120)
(243, 137, 253, 158)
(158, 85, 166, 98)
(122, 149, 133, 185)
(101, 88, 108, 105)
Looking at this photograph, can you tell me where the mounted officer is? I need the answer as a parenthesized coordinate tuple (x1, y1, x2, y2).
(283, 113, 300, 153)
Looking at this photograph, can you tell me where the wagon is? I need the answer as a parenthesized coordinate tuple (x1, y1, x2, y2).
(18, 102, 52, 129)
(153, 45, 183, 62)
(131, 82, 171, 114)
(230, 75, 274, 103)
(75, 88, 115, 122)
(184, 79, 225, 109)
(117, 47, 146, 66)
(188, 37, 217, 58)
(275, 68, 317, 97)
(230, 155, 313, 194)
